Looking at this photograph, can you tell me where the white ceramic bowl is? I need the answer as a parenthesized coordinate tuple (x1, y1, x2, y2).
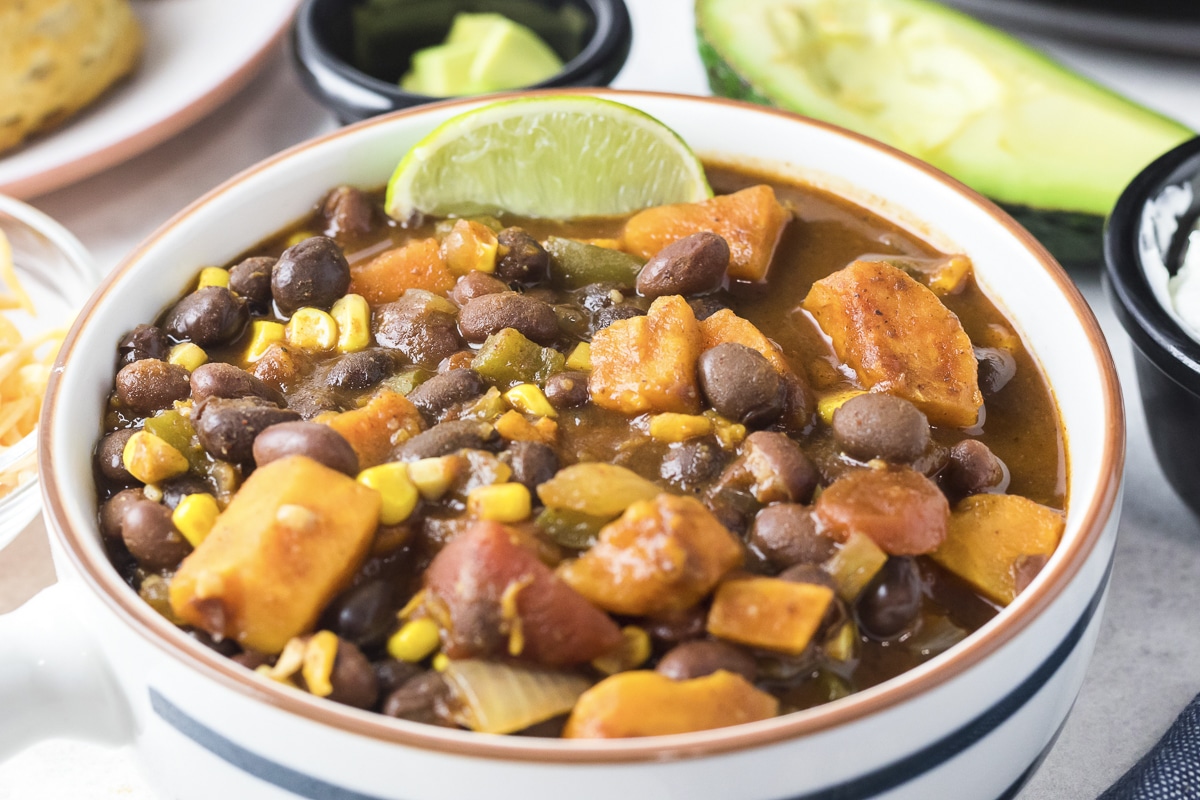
(10, 91, 1123, 800)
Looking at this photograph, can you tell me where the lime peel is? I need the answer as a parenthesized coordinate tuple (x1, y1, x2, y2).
(385, 96, 712, 221)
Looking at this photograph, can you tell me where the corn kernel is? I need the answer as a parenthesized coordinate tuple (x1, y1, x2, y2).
(387, 618, 441, 663)
(330, 294, 371, 353)
(407, 456, 462, 501)
(122, 431, 189, 484)
(432, 653, 450, 672)
(591, 625, 652, 675)
(302, 630, 339, 698)
(142, 483, 164, 503)
(825, 621, 859, 662)
(259, 636, 306, 684)
(172, 493, 221, 547)
(197, 266, 230, 289)
(817, 389, 867, 426)
(286, 307, 339, 352)
(648, 412, 712, 443)
(357, 462, 419, 525)
(980, 322, 1020, 353)
(442, 219, 499, 275)
(467, 482, 532, 522)
(504, 384, 557, 419)
(565, 342, 591, 371)
(246, 321, 286, 362)
(285, 231, 318, 248)
(168, 342, 208, 372)
(703, 411, 747, 450)
(494, 410, 555, 444)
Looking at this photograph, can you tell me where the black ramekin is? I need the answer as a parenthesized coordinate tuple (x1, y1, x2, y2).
(1104, 135, 1200, 517)
(292, 0, 632, 125)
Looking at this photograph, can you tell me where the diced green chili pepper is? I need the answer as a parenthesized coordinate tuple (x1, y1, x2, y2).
(543, 237, 643, 289)
(143, 410, 205, 472)
(471, 328, 564, 389)
(534, 506, 609, 550)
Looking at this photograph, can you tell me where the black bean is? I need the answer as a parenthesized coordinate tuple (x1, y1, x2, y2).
(114, 360, 192, 414)
(502, 441, 559, 492)
(636, 232, 729, 298)
(396, 419, 494, 461)
(382, 673, 454, 725)
(373, 294, 462, 368)
(574, 282, 626, 312)
(543, 371, 589, 409)
(163, 287, 248, 347)
(943, 439, 1008, 497)
(735, 431, 818, 504)
(856, 557, 923, 640)
(832, 393, 930, 464)
(495, 228, 550, 285)
(326, 639, 380, 710)
(194, 396, 300, 463)
(644, 607, 707, 645)
(458, 292, 559, 345)
(117, 325, 168, 365)
(698, 343, 785, 427)
(660, 439, 725, 490)
(285, 386, 341, 420)
(749, 504, 835, 568)
(228, 257, 275, 309)
(96, 429, 136, 483)
(322, 186, 374, 238)
(160, 475, 214, 510)
(656, 640, 756, 683)
(122, 499, 191, 570)
(450, 271, 508, 306)
(688, 296, 728, 321)
(271, 236, 351, 314)
(374, 659, 423, 698)
(98, 488, 144, 541)
(326, 580, 396, 648)
(252, 421, 359, 475)
(327, 349, 395, 391)
(190, 362, 285, 406)
(407, 369, 486, 422)
(976, 346, 1017, 396)
(592, 304, 644, 332)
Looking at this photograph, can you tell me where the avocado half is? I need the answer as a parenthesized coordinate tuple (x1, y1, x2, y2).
(696, 0, 1194, 266)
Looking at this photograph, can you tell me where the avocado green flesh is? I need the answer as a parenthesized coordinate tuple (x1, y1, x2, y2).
(696, 0, 1194, 218)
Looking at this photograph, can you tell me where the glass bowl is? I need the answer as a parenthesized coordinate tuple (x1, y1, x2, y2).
(0, 195, 98, 549)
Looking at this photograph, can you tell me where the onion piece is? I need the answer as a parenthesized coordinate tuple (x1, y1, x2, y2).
(442, 659, 591, 734)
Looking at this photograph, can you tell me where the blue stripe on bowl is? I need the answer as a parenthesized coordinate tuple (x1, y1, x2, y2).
(150, 554, 1112, 800)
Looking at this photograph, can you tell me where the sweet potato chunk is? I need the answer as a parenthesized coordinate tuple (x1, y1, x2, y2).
(558, 493, 743, 616)
(932, 494, 1065, 606)
(588, 294, 702, 415)
(802, 260, 982, 427)
(348, 238, 454, 304)
(707, 576, 834, 655)
(622, 185, 789, 282)
(563, 670, 778, 738)
(322, 389, 424, 468)
(169, 456, 380, 653)
(423, 521, 622, 666)
(814, 466, 949, 556)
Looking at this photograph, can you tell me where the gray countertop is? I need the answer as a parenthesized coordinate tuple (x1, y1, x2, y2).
(3, 2, 1200, 797)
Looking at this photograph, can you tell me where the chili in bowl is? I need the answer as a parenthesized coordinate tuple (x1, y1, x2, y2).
(15, 91, 1122, 800)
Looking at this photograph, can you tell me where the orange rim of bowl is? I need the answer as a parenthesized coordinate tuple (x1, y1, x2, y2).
(38, 88, 1125, 764)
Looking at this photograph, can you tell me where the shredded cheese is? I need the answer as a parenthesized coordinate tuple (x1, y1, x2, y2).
(0, 229, 67, 498)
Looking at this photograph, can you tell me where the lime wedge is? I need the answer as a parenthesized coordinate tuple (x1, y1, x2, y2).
(385, 96, 713, 221)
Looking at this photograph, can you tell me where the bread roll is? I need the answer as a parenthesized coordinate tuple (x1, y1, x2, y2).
(0, 0, 143, 153)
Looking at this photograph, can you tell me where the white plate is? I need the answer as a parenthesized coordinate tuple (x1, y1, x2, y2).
(0, 0, 302, 200)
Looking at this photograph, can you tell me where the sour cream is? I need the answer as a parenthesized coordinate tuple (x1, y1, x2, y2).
(1168, 222, 1200, 337)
